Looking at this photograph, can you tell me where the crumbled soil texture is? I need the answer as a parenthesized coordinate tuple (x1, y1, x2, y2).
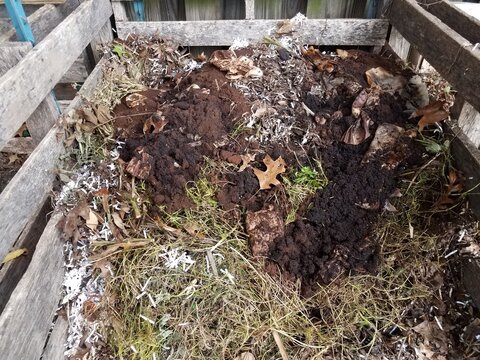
(115, 47, 424, 290)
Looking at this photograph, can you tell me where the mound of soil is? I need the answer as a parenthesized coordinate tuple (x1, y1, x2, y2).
(114, 47, 425, 291)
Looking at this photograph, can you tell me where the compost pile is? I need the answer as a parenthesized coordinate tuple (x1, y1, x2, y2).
(115, 44, 424, 290)
(56, 31, 480, 359)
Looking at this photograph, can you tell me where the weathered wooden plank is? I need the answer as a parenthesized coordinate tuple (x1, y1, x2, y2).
(0, 0, 112, 151)
(89, 20, 114, 64)
(421, 0, 480, 45)
(111, 1, 128, 21)
(117, 18, 389, 46)
(385, 0, 480, 113)
(0, 213, 64, 360)
(457, 102, 480, 149)
(41, 315, 68, 360)
(0, 199, 51, 314)
(245, 0, 255, 19)
(388, 27, 410, 61)
(0, 58, 105, 267)
(0, 0, 65, 3)
(0, 42, 58, 145)
(3, 137, 36, 154)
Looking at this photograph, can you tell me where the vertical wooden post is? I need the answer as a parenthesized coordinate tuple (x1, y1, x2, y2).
(245, 0, 255, 19)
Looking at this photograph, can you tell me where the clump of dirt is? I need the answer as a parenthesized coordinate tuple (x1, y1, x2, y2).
(115, 65, 250, 211)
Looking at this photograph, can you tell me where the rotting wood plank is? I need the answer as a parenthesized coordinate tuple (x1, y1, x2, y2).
(0, 0, 112, 151)
(0, 42, 58, 145)
(457, 102, 480, 149)
(117, 18, 389, 46)
(421, 0, 480, 45)
(385, 0, 480, 113)
(89, 20, 114, 64)
(0, 213, 64, 360)
(0, 0, 65, 3)
(0, 58, 106, 267)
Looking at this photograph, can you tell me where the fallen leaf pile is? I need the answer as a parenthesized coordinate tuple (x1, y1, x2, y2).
(252, 155, 286, 190)
(210, 50, 263, 80)
(302, 47, 334, 73)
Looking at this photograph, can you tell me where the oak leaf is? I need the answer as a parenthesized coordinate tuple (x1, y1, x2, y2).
(239, 153, 256, 172)
(252, 155, 286, 190)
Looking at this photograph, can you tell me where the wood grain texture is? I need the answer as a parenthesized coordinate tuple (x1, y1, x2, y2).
(3, 137, 36, 154)
(0, 0, 65, 3)
(41, 315, 68, 360)
(388, 27, 410, 61)
(385, 0, 480, 113)
(0, 0, 112, 150)
(89, 20, 114, 64)
(421, 0, 480, 45)
(245, 0, 255, 19)
(0, 213, 64, 360)
(117, 18, 389, 46)
(458, 102, 480, 149)
(0, 199, 51, 314)
(0, 42, 58, 146)
(0, 58, 105, 267)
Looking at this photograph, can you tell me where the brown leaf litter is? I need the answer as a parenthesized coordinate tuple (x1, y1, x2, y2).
(252, 154, 287, 190)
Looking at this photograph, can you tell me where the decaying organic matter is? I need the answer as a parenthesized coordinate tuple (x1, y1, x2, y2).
(55, 32, 479, 360)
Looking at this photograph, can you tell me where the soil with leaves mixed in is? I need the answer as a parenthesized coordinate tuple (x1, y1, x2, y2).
(57, 33, 480, 359)
(114, 46, 428, 292)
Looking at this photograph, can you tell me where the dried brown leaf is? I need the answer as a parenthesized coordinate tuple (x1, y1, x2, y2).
(352, 89, 368, 118)
(86, 209, 99, 231)
(365, 67, 405, 92)
(418, 109, 449, 131)
(125, 93, 147, 108)
(342, 112, 371, 145)
(302, 47, 335, 73)
(143, 111, 168, 134)
(239, 154, 256, 172)
(252, 155, 286, 190)
(336, 49, 349, 59)
(126, 151, 152, 179)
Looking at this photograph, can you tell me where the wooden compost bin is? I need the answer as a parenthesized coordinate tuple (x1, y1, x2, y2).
(0, 0, 479, 358)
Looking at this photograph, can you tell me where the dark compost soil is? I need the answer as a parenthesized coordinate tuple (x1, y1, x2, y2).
(114, 47, 430, 291)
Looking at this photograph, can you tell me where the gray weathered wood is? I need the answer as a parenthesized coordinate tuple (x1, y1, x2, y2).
(117, 18, 389, 46)
(458, 102, 480, 149)
(60, 57, 88, 83)
(3, 137, 36, 154)
(111, 1, 128, 21)
(41, 315, 68, 360)
(0, 199, 50, 314)
(245, 0, 255, 19)
(0, 0, 65, 3)
(420, 0, 480, 45)
(0, 42, 58, 145)
(0, 213, 64, 360)
(0, 0, 112, 150)
(388, 26, 410, 61)
(0, 58, 105, 266)
(89, 20, 114, 64)
(385, 0, 480, 114)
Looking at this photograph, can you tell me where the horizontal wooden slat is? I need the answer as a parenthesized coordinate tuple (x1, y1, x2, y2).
(117, 18, 389, 46)
(0, 213, 64, 360)
(0, 0, 65, 4)
(0, 0, 112, 151)
(385, 0, 480, 113)
(0, 57, 105, 266)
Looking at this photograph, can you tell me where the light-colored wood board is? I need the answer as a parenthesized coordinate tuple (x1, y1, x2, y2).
(117, 18, 389, 46)
(0, 42, 58, 145)
(185, 0, 221, 20)
(421, 0, 480, 45)
(41, 315, 68, 360)
(0, 57, 105, 267)
(245, 0, 255, 19)
(388, 27, 410, 61)
(111, 1, 128, 21)
(385, 0, 480, 114)
(89, 19, 114, 64)
(0, 213, 64, 360)
(0, 199, 50, 314)
(3, 137, 35, 154)
(0, 0, 112, 150)
(458, 102, 480, 149)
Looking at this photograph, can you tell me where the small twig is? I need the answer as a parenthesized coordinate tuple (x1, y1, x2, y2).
(272, 330, 289, 360)
(206, 249, 219, 276)
(406, 153, 441, 193)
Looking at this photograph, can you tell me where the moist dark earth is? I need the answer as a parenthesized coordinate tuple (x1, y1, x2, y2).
(114, 47, 427, 291)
